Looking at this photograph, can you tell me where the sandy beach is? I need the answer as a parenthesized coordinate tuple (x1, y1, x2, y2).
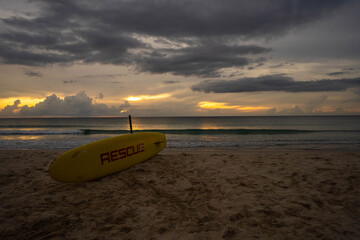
(0, 147, 359, 239)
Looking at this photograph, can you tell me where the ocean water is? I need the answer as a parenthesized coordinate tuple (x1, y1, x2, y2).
(0, 116, 359, 150)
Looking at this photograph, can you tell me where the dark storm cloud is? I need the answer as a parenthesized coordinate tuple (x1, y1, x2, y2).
(0, 0, 352, 75)
(270, 62, 295, 68)
(24, 70, 42, 77)
(63, 80, 77, 84)
(81, 74, 126, 78)
(228, 71, 244, 78)
(327, 72, 346, 76)
(0, 29, 143, 65)
(95, 93, 104, 100)
(0, 44, 74, 66)
(342, 67, 356, 71)
(191, 75, 360, 93)
(136, 42, 270, 77)
(163, 80, 180, 85)
(73, 0, 350, 38)
(327, 67, 360, 76)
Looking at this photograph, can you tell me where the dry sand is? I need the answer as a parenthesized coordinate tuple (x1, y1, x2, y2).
(0, 147, 359, 239)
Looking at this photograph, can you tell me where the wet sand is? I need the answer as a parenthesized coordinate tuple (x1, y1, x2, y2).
(0, 147, 359, 239)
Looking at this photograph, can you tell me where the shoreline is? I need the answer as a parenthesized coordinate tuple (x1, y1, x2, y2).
(1, 148, 359, 239)
(1, 142, 359, 152)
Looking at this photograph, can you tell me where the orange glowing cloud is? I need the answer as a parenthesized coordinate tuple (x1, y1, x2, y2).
(198, 101, 237, 110)
(198, 101, 269, 112)
(0, 97, 44, 109)
(124, 94, 171, 101)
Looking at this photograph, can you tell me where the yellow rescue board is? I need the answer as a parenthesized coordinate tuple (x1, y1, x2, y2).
(49, 132, 166, 182)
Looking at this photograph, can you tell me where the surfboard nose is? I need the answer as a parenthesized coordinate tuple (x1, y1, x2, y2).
(49, 154, 83, 182)
(49, 157, 68, 182)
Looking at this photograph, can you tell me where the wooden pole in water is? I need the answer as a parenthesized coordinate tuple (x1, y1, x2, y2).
(129, 115, 133, 134)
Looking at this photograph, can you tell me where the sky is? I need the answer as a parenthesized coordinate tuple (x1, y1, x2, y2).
(0, 0, 359, 117)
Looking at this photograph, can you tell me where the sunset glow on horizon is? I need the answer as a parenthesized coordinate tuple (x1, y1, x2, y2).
(198, 101, 269, 112)
(124, 94, 171, 102)
(0, 97, 44, 109)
